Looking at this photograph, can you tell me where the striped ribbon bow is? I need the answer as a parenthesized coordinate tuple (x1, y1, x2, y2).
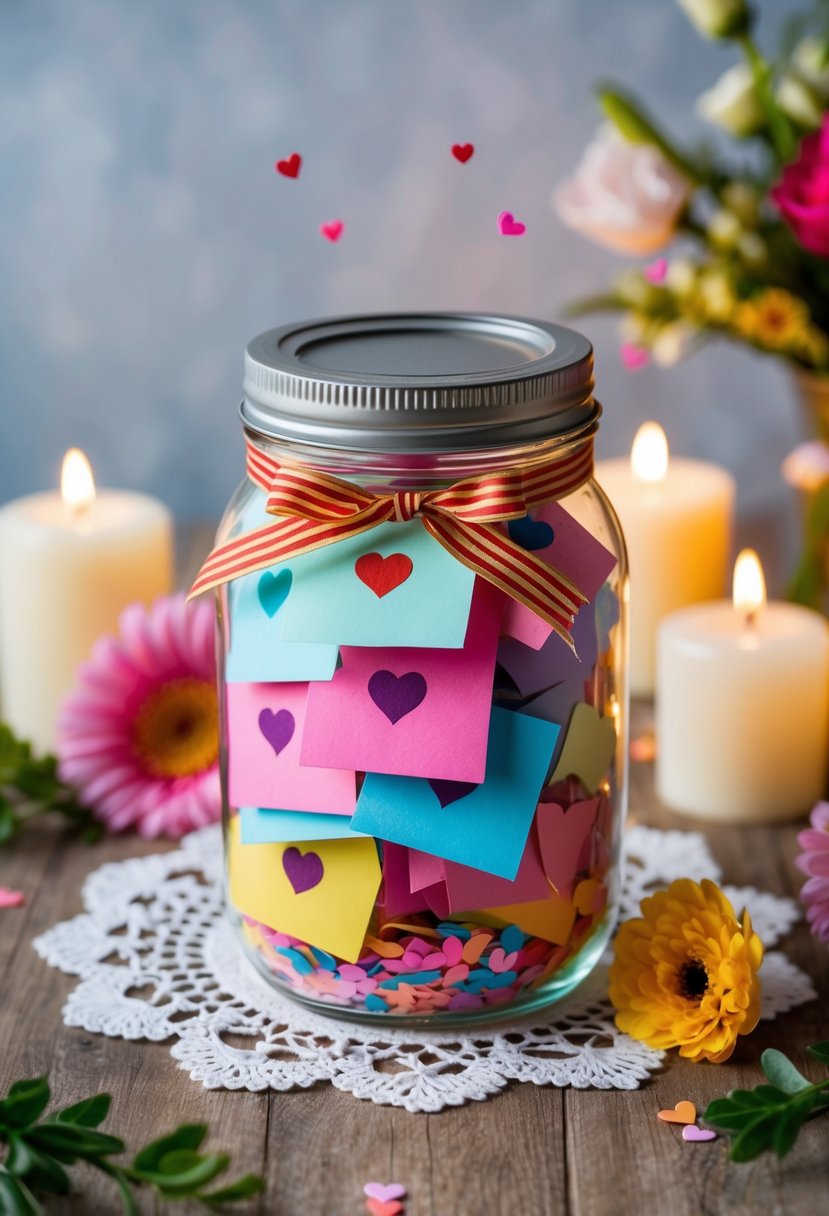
(190, 437, 595, 646)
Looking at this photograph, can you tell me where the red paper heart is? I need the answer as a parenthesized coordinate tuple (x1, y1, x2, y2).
(366, 1201, 403, 1216)
(275, 152, 302, 178)
(320, 219, 344, 242)
(355, 552, 413, 597)
(452, 142, 474, 163)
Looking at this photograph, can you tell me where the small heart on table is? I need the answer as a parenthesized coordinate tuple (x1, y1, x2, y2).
(365, 1201, 403, 1216)
(658, 1100, 697, 1125)
(364, 1182, 407, 1202)
(682, 1125, 717, 1142)
(355, 552, 413, 597)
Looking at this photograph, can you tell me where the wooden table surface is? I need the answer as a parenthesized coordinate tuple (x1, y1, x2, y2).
(1, 534, 827, 1215)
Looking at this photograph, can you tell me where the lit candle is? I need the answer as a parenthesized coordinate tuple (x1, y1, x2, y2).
(0, 450, 173, 751)
(597, 423, 735, 696)
(656, 550, 829, 823)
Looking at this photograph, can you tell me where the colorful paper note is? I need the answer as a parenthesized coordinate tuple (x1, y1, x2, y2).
(411, 832, 552, 913)
(301, 584, 502, 782)
(278, 519, 476, 649)
(497, 599, 599, 699)
(351, 708, 560, 879)
(535, 798, 598, 898)
(549, 703, 616, 795)
(380, 843, 434, 919)
(227, 816, 380, 962)
(485, 893, 577, 945)
(227, 682, 357, 814)
(239, 807, 368, 845)
(226, 568, 340, 683)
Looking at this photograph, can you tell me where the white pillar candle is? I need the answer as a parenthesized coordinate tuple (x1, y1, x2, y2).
(597, 423, 735, 696)
(657, 550, 829, 823)
(0, 449, 173, 752)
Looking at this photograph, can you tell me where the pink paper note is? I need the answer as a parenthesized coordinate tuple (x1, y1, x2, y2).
(408, 830, 551, 913)
(380, 843, 434, 919)
(227, 683, 357, 814)
(536, 799, 598, 899)
(301, 583, 502, 783)
(408, 848, 445, 893)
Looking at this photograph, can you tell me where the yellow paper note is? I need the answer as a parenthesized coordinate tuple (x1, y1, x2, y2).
(549, 703, 616, 795)
(485, 894, 577, 945)
(227, 816, 381, 963)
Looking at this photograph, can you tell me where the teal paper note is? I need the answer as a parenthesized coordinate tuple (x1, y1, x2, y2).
(226, 567, 340, 683)
(278, 519, 476, 649)
(351, 708, 561, 879)
(239, 807, 369, 845)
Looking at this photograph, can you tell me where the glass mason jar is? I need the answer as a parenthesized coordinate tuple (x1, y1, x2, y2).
(212, 313, 628, 1025)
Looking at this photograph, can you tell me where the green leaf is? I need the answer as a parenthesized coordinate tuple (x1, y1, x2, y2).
(808, 1041, 829, 1065)
(730, 1113, 780, 1162)
(131, 1124, 208, 1173)
(0, 800, 19, 845)
(761, 1049, 812, 1094)
(5, 1140, 70, 1196)
(54, 1093, 112, 1128)
(27, 1123, 124, 1160)
(772, 1100, 813, 1158)
(199, 1173, 267, 1208)
(0, 1167, 43, 1216)
(137, 1153, 230, 1196)
(0, 1080, 50, 1131)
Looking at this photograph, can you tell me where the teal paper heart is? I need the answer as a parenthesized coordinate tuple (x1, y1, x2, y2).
(258, 569, 292, 618)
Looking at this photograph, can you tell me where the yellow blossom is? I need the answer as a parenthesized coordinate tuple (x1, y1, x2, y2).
(608, 877, 763, 1063)
(734, 289, 811, 351)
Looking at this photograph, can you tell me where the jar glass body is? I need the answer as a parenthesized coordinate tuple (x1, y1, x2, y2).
(218, 429, 628, 1025)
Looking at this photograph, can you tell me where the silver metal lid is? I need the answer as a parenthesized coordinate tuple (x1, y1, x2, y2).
(242, 312, 597, 451)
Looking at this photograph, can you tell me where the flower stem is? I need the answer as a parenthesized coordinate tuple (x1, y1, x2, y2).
(737, 33, 797, 163)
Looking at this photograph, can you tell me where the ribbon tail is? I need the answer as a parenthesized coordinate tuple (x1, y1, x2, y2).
(421, 513, 587, 650)
(188, 501, 392, 599)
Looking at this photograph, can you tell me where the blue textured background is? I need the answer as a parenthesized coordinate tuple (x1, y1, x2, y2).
(0, 0, 805, 572)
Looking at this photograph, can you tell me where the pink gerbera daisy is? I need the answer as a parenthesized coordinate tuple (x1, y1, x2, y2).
(57, 594, 220, 839)
(795, 801, 829, 945)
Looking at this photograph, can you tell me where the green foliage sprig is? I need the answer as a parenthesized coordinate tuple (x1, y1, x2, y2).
(0, 723, 100, 846)
(0, 1076, 264, 1214)
(704, 1041, 829, 1161)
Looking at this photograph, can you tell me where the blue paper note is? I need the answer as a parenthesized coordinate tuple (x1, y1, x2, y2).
(351, 708, 560, 879)
(277, 519, 476, 649)
(226, 567, 340, 683)
(239, 807, 369, 845)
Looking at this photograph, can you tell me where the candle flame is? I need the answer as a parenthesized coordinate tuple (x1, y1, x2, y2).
(61, 448, 96, 512)
(631, 422, 669, 484)
(732, 548, 766, 623)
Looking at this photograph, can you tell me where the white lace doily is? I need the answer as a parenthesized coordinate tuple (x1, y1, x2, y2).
(33, 825, 816, 1113)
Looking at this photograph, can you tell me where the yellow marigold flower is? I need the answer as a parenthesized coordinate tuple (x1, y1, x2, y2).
(734, 289, 810, 350)
(608, 877, 763, 1063)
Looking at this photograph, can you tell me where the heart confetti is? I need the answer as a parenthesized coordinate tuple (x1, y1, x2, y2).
(257, 569, 292, 618)
(658, 1100, 697, 1125)
(282, 846, 324, 894)
(368, 670, 427, 724)
(364, 1183, 407, 1202)
(451, 142, 474, 163)
(258, 708, 295, 756)
(428, 778, 478, 808)
(682, 1125, 718, 1142)
(0, 887, 25, 908)
(275, 152, 302, 178)
(355, 552, 413, 598)
(365, 1201, 403, 1216)
(644, 257, 668, 284)
(497, 210, 526, 236)
(320, 219, 344, 243)
(620, 342, 649, 371)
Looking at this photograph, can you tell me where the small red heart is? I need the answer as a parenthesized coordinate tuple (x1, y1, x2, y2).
(320, 219, 344, 243)
(355, 552, 413, 597)
(452, 142, 474, 163)
(366, 1201, 403, 1216)
(275, 152, 302, 178)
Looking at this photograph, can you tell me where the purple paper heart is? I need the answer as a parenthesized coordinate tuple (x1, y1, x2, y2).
(428, 778, 478, 808)
(258, 708, 295, 756)
(682, 1126, 717, 1142)
(282, 846, 324, 894)
(364, 1183, 407, 1202)
(368, 670, 427, 724)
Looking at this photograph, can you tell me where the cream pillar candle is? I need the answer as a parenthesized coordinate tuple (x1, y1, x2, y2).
(597, 423, 735, 696)
(657, 550, 829, 823)
(0, 449, 173, 752)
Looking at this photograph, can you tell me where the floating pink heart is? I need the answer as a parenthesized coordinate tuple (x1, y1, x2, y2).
(498, 210, 526, 236)
(619, 342, 649, 371)
(364, 1183, 407, 1202)
(682, 1125, 717, 1142)
(320, 219, 344, 242)
(644, 257, 668, 284)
